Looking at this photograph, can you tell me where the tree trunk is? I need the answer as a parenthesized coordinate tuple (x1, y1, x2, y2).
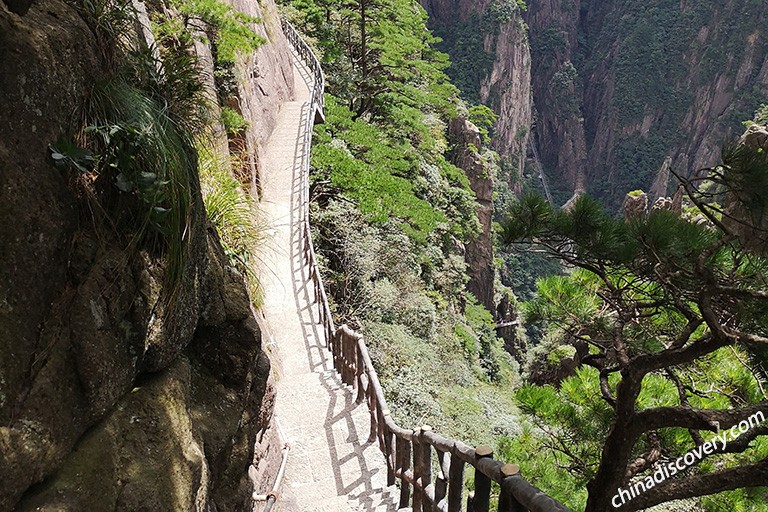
(585, 371, 644, 511)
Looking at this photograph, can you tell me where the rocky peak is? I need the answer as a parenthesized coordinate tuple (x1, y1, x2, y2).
(449, 117, 495, 313)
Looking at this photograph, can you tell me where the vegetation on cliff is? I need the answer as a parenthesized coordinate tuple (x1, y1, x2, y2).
(524, 0, 768, 210)
(52, 0, 266, 297)
(281, 0, 526, 442)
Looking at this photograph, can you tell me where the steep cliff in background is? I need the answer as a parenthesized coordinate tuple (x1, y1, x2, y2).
(528, 0, 768, 208)
(0, 0, 291, 508)
(527, 0, 587, 200)
(449, 118, 495, 313)
(423, 0, 532, 186)
(426, 1, 768, 210)
(420, 0, 532, 321)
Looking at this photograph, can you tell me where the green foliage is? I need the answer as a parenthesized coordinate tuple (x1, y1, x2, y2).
(464, 294, 511, 383)
(573, 0, 768, 208)
(78, 0, 136, 66)
(170, 0, 265, 64)
(429, 0, 526, 102)
(57, 0, 260, 305)
(753, 104, 768, 126)
(312, 99, 444, 241)
(531, 26, 566, 56)
(503, 147, 768, 509)
(49, 138, 95, 174)
(523, 271, 603, 327)
(454, 323, 478, 356)
(220, 106, 248, 134)
(292, 0, 523, 496)
(155, 0, 264, 101)
(312, 95, 480, 243)
(430, 14, 494, 105)
(486, 0, 526, 23)
(496, 427, 587, 510)
(84, 78, 198, 290)
(468, 105, 498, 144)
(198, 145, 263, 304)
(517, 367, 614, 478)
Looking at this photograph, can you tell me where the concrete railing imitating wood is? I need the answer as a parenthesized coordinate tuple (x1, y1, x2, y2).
(282, 20, 571, 512)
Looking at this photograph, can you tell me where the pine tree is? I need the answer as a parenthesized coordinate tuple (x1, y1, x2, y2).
(503, 135, 768, 511)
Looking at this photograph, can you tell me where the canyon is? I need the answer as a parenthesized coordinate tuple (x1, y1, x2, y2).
(426, 0, 768, 209)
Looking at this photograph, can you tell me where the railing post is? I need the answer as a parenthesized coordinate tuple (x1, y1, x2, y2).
(376, 401, 386, 454)
(448, 452, 465, 512)
(326, 322, 334, 357)
(348, 332, 357, 387)
(333, 329, 343, 374)
(498, 464, 525, 512)
(470, 446, 493, 512)
(412, 425, 432, 512)
(434, 450, 448, 512)
(367, 378, 377, 442)
(356, 343, 365, 404)
(412, 429, 423, 512)
(382, 411, 395, 486)
(343, 331, 354, 386)
(397, 436, 412, 508)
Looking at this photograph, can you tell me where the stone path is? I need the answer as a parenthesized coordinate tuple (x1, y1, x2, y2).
(255, 52, 400, 512)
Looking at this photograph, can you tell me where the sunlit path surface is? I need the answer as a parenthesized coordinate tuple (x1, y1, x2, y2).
(255, 51, 400, 512)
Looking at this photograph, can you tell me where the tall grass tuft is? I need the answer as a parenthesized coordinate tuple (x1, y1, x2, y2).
(198, 145, 264, 306)
(84, 78, 198, 295)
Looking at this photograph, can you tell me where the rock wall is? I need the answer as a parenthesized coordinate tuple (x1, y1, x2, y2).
(449, 118, 495, 313)
(480, 14, 533, 189)
(0, 0, 292, 509)
(427, 1, 768, 209)
(422, 0, 532, 319)
(528, 0, 768, 208)
(527, 0, 588, 198)
(230, 0, 295, 194)
(422, 0, 533, 189)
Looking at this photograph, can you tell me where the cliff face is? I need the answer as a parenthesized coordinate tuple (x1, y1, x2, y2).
(481, 16, 533, 184)
(427, 1, 768, 209)
(0, 0, 291, 509)
(449, 118, 495, 313)
(423, 0, 532, 187)
(528, 0, 768, 208)
(527, 0, 587, 196)
(422, 0, 532, 318)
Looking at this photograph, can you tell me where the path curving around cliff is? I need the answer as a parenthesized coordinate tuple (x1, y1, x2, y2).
(255, 50, 400, 512)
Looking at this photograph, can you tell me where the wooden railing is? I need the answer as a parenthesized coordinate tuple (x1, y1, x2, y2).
(281, 21, 571, 512)
(281, 20, 325, 124)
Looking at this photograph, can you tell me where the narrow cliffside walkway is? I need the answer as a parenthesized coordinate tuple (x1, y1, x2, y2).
(256, 54, 400, 512)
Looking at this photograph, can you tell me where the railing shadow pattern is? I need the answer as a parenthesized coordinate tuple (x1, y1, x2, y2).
(281, 20, 572, 512)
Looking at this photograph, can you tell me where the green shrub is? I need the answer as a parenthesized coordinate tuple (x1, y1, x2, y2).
(171, 0, 265, 64)
(468, 104, 498, 144)
(394, 291, 437, 339)
(83, 78, 198, 292)
(220, 106, 249, 134)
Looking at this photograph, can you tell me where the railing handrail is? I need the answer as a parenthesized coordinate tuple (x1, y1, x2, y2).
(281, 20, 571, 512)
(281, 20, 325, 120)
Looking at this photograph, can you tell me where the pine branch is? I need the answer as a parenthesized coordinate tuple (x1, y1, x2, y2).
(623, 456, 768, 511)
